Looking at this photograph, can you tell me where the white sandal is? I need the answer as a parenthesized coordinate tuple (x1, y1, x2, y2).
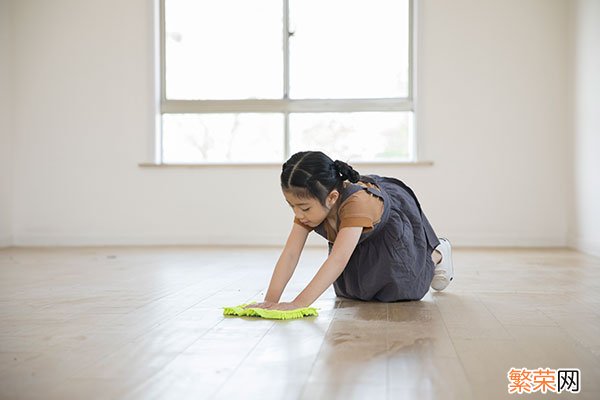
(431, 237, 454, 291)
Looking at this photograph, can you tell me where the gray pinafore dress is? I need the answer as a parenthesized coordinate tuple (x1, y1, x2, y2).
(313, 174, 441, 302)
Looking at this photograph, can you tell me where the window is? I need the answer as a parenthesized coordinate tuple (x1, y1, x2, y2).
(159, 0, 415, 164)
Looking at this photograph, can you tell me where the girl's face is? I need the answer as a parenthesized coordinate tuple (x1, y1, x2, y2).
(283, 189, 340, 227)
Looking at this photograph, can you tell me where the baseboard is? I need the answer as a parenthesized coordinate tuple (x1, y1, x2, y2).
(567, 235, 600, 258)
(0, 234, 11, 248)
(10, 231, 570, 249)
(10, 233, 327, 248)
(439, 232, 568, 248)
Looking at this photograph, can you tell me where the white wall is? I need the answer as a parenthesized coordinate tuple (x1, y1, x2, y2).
(6, 0, 574, 248)
(417, 0, 570, 247)
(0, 0, 13, 247)
(569, 0, 600, 257)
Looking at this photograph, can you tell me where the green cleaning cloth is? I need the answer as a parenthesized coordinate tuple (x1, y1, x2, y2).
(223, 303, 318, 320)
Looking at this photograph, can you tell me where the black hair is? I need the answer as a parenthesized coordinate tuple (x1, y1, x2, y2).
(280, 151, 361, 207)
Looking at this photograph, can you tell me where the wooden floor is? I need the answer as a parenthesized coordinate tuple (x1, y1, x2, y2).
(0, 246, 599, 400)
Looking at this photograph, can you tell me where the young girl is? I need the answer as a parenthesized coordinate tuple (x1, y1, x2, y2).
(250, 151, 453, 311)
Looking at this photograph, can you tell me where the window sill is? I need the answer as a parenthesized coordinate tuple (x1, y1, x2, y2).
(138, 161, 434, 168)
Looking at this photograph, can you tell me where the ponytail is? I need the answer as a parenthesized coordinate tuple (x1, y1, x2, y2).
(333, 160, 360, 183)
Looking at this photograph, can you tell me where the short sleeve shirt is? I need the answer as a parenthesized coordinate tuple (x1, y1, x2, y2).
(293, 180, 384, 242)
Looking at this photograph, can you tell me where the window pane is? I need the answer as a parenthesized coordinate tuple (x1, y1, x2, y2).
(162, 114, 284, 163)
(289, 0, 409, 99)
(289, 112, 412, 161)
(165, 0, 283, 100)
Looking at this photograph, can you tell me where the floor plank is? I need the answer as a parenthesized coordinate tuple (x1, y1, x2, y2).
(0, 246, 599, 399)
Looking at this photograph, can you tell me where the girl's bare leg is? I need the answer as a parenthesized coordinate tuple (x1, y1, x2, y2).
(431, 249, 442, 265)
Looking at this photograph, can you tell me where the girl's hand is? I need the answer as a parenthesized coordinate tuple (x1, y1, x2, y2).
(244, 301, 275, 309)
(268, 301, 304, 311)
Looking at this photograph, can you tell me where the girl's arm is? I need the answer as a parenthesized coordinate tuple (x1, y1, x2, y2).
(263, 223, 310, 303)
(292, 226, 362, 307)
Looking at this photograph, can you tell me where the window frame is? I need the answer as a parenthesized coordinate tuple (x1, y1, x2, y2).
(156, 0, 417, 164)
